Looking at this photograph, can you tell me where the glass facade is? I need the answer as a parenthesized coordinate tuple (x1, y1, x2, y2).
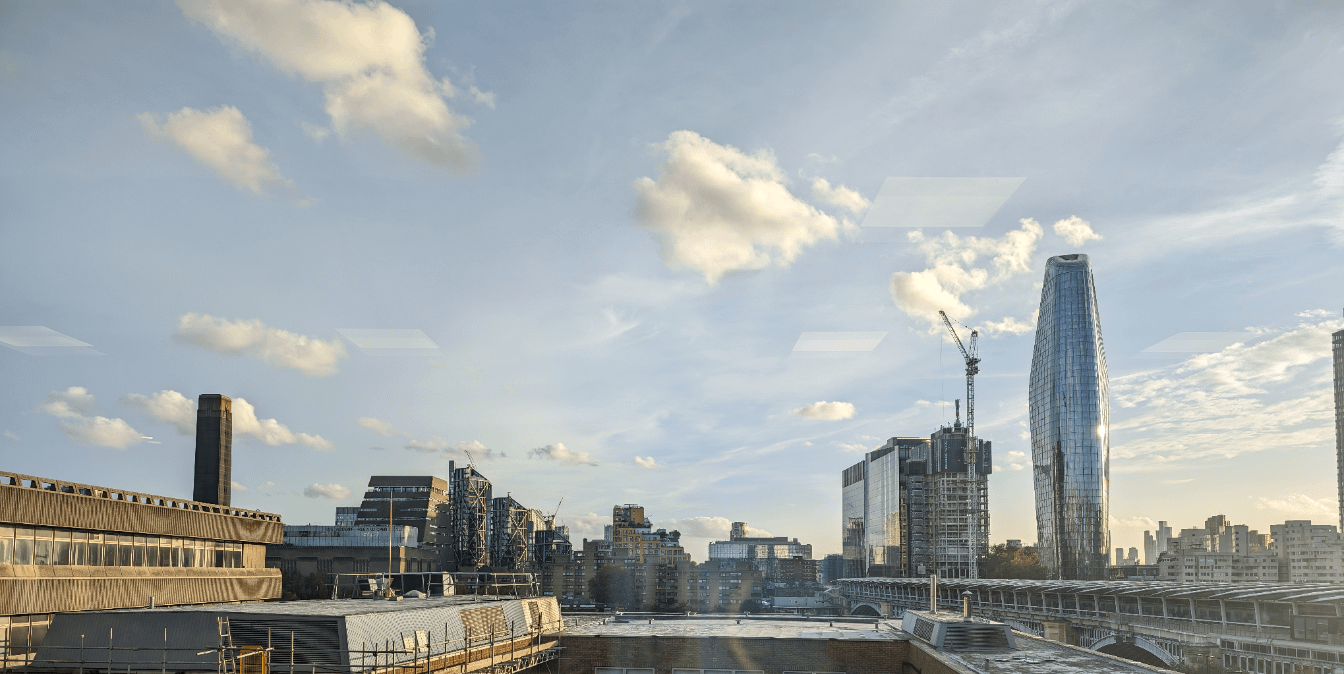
(865, 447, 901, 571)
(0, 525, 244, 568)
(1029, 253, 1110, 580)
(840, 462, 866, 578)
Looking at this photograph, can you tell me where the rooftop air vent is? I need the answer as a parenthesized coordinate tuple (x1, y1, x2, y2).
(900, 610, 1015, 652)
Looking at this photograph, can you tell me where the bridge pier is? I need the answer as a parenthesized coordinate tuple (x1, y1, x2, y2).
(1041, 621, 1077, 646)
(880, 601, 892, 617)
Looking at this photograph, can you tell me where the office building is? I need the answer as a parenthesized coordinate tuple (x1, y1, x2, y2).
(1029, 253, 1111, 580)
(352, 476, 451, 549)
(191, 394, 232, 506)
(707, 521, 818, 588)
(335, 506, 358, 525)
(925, 420, 991, 579)
(1334, 322, 1343, 531)
(840, 439, 904, 578)
(821, 553, 845, 583)
(450, 463, 492, 569)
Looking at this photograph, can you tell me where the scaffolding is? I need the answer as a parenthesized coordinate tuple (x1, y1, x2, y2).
(488, 499, 538, 572)
(451, 467, 491, 570)
(926, 472, 989, 579)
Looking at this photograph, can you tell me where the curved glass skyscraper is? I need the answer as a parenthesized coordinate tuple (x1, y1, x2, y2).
(1029, 254, 1110, 580)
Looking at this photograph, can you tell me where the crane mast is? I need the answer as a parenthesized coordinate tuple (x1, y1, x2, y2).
(939, 310, 981, 578)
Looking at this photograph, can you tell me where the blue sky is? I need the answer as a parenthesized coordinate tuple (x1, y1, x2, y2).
(2, 0, 1343, 561)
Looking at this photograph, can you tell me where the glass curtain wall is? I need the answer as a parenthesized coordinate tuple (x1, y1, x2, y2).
(1029, 253, 1110, 580)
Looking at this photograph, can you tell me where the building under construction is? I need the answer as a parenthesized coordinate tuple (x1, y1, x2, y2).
(924, 416, 991, 579)
(489, 496, 545, 571)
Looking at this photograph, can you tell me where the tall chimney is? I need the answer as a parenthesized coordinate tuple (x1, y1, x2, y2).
(193, 394, 232, 506)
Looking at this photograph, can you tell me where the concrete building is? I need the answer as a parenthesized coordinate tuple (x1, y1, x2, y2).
(1030, 253, 1111, 581)
(1153, 515, 1282, 583)
(1, 469, 282, 660)
(1272, 520, 1344, 583)
(707, 521, 817, 589)
(611, 504, 689, 563)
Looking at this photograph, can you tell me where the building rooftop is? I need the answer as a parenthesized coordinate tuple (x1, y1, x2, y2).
(564, 615, 897, 640)
(102, 594, 521, 618)
(942, 632, 1167, 674)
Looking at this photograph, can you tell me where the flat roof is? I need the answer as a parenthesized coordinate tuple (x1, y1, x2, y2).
(102, 595, 524, 618)
(564, 616, 900, 640)
(944, 632, 1168, 674)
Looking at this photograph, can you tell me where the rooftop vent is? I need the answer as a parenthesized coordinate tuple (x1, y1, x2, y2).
(900, 610, 1015, 652)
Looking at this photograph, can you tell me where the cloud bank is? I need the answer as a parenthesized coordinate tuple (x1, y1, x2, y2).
(139, 106, 297, 197)
(404, 437, 500, 460)
(178, 0, 483, 174)
(39, 387, 145, 449)
(124, 388, 332, 450)
(173, 313, 347, 376)
(304, 483, 351, 499)
(889, 217, 1043, 332)
(633, 131, 858, 284)
(789, 401, 856, 421)
(529, 442, 597, 466)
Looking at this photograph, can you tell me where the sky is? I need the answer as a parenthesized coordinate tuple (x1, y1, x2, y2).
(2, 0, 1343, 563)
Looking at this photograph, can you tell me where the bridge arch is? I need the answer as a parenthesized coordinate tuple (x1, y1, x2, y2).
(848, 602, 882, 617)
(1091, 634, 1178, 667)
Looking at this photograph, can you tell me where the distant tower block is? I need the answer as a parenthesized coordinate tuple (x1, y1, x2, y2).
(193, 394, 233, 506)
(731, 522, 747, 540)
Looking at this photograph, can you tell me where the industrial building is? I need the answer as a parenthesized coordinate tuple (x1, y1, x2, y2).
(1029, 253, 1111, 580)
(1, 393, 281, 663)
(450, 463, 492, 569)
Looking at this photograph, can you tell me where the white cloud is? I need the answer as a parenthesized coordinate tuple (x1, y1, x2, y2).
(3, 431, 19, 441)
(1052, 215, 1102, 247)
(231, 397, 333, 450)
(403, 436, 500, 459)
(1161, 478, 1194, 485)
(138, 106, 297, 197)
(978, 310, 1039, 336)
(39, 387, 145, 449)
(1111, 314, 1344, 467)
(179, 0, 480, 174)
(558, 512, 609, 540)
(1110, 515, 1159, 530)
(1006, 450, 1026, 459)
(529, 442, 597, 466)
(300, 121, 330, 144)
(303, 483, 351, 499)
(467, 85, 495, 109)
(122, 390, 196, 434)
(789, 401, 856, 421)
(661, 516, 772, 539)
(633, 131, 852, 284)
(836, 442, 870, 453)
(173, 313, 347, 376)
(357, 416, 405, 437)
(634, 456, 659, 469)
(231, 481, 248, 492)
(1008, 463, 1024, 471)
(1253, 493, 1337, 519)
(811, 176, 870, 213)
(889, 217, 1044, 331)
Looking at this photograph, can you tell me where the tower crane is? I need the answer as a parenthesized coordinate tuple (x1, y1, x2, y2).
(545, 497, 563, 530)
(939, 310, 982, 578)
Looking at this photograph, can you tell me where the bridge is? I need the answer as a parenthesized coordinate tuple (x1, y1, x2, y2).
(834, 577, 1344, 673)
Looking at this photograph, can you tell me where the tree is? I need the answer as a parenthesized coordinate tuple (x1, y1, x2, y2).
(739, 599, 766, 614)
(588, 564, 636, 609)
(280, 570, 331, 600)
(979, 544, 1049, 580)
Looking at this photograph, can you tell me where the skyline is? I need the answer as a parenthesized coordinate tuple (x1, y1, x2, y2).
(3, 1, 1344, 563)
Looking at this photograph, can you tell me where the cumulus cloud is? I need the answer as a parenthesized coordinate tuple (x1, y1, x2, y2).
(1253, 493, 1337, 518)
(1006, 450, 1026, 459)
(529, 442, 597, 466)
(179, 0, 481, 174)
(139, 106, 297, 197)
(634, 456, 659, 469)
(403, 437, 500, 459)
(358, 416, 405, 437)
(1007, 463, 1025, 471)
(231, 481, 248, 492)
(122, 390, 196, 434)
(39, 387, 145, 449)
(836, 442, 870, 453)
(173, 313, 347, 376)
(789, 401, 856, 421)
(660, 516, 772, 539)
(1052, 215, 1102, 246)
(558, 512, 610, 540)
(231, 398, 333, 450)
(304, 483, 351, 499)
(3, 431, 19, 441)
(1111, 314, 1344, 467)
(889, 217, 1044, 331)
(811, 177, 870, 213)
(633, 131, 856, 284)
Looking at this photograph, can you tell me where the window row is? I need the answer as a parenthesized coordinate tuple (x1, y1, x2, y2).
(0, 526, 244, 568)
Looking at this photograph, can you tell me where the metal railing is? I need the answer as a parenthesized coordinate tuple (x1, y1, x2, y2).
(0, 470, 281, 522)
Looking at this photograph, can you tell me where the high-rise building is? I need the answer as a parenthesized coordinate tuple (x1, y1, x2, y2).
(192, 394, 232, 506)
(1030, 253, 1111, 580)
(610, 504, 688, 563)
(450, 463, 492, 569)
(489, 495, 545, 570)
(1143, 520, 1172, 565)
(926, 421, 991, 579)
(840, 440, 902, 578)
(1333, 322, 1343, 531)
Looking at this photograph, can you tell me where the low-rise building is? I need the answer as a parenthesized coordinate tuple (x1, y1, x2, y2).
(708, 520, 818, 592)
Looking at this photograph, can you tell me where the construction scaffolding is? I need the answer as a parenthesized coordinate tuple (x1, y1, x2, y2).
(927, 472, 989, 579)
(450, 465, 492, 570)
(488, 498, 543, 572)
